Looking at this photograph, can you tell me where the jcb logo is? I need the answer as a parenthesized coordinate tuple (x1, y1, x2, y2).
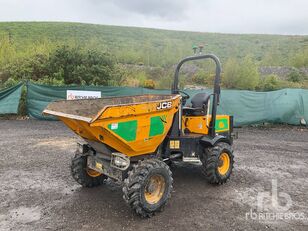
(157, 101, 172, 110)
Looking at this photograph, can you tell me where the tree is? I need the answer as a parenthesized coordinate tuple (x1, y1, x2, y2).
(287, 67, 304, 83)
(1, 45, 117, 86)
(291, 49, 308, 68)
(260, 74, 280, 91)
(48, 46, 115, 85)
(2, 53, 49, 82)
(223, 56, 260, 90)
(192, 71, 207, 85)
(0, 34, 16, 67)
(142, 79, 155, 89)
(222, 58, 240, 89)
(236, 55, 260, 90)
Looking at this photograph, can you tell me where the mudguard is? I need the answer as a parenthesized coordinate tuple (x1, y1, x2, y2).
(199, 135, 232, 147)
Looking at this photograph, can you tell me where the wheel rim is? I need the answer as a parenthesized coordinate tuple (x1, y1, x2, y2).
(86, 168, 102, 177)
(218, 152, 230, 175)
(144, 174, 166, 204)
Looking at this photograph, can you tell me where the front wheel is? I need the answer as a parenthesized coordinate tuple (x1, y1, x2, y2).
(201, 142, 234, 184)
(122, 159, 173, 218)
(71, 153, 107, 188)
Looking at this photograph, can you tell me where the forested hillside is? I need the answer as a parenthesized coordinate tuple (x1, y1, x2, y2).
(0, 22, 307, 90)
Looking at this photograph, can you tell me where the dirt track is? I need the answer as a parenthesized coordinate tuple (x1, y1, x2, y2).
(0, 120, 308, 231)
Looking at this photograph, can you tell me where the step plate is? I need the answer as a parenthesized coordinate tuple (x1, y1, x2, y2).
(182, 156, 201, 163)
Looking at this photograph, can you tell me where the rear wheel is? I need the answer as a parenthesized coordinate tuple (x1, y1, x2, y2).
(71, 153, 107, 188)
(201, 142, 234, 184)
(122, 159, 173, 218)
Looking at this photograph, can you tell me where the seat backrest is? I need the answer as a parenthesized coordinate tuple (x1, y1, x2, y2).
(191, 93, 210, 108)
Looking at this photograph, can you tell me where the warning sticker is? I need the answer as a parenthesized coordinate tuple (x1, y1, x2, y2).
(110, 123, 118, 130)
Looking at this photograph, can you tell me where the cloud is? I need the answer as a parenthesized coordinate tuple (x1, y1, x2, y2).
(0, 0, 307, 35)
(110, 0, 189, 20)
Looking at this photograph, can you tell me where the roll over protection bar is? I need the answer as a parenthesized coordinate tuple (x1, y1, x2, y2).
(171, 54, 222, 137)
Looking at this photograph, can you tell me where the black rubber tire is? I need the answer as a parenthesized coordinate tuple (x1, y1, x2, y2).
(201, 142, 234, 184)
(71, 153, 107, 188)
(122, 159, 173, 218)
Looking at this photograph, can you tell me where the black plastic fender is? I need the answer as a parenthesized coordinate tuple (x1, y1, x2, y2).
(199, 135, 232, 147)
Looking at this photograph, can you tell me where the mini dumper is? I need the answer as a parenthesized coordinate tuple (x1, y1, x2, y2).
(44, 52, 235, 217)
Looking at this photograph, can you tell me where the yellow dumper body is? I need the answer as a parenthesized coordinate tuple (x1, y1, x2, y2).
(43, 94, 181, 156)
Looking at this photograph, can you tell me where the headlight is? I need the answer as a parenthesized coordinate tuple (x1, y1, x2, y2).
(114, 156, 127, 167)
(111, 153, 130, 170)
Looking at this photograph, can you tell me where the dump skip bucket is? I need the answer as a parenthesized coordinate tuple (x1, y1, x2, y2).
(43, 94, 181, 156)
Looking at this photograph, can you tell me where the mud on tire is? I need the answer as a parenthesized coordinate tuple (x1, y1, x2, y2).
(201, 142, 234, 184)
(122, 159, 173, 218)
(71, 153, 107, 188)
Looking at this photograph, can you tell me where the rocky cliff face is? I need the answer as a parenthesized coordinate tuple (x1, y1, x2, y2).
(259, 67, 308, 79)
(122, 64, 308, 80)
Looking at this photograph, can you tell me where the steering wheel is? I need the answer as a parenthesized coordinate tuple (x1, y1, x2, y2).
(178, 90, 190, 106)
(178, 90, 190, 100)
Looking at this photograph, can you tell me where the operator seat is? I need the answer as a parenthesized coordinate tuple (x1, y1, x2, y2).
(183, 93, 210, 116)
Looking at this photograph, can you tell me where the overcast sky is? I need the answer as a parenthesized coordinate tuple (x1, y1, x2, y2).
(0, 0, 307, 35)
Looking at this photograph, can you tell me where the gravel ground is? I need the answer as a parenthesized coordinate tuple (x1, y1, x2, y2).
(0, 120, 308, 231)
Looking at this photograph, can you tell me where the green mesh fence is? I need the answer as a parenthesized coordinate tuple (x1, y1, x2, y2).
(25, 82, 308, 126)
(0, 82, 23, 114)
